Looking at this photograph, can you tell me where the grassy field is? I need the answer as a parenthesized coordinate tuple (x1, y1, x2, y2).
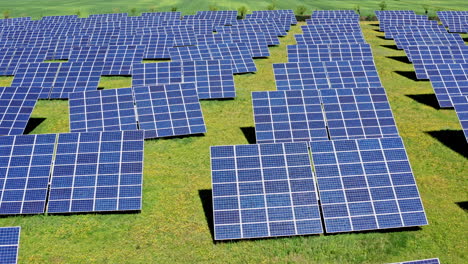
(0, 21, 467, 263)
(0, 0, 467, 19)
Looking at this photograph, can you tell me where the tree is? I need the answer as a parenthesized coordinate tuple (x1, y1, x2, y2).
(422, 5, 429, 15)
(354, 4, 361, 15)
(3, 10, 10, 19)
(379, 0, 387, 11)
(130, 8, 137, 16)
(171, 7, 178, 12)
(296, 5, 307, 16)
(238, 6, 248, 19)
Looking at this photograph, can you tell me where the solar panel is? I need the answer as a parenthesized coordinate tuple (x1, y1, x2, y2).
(295, 32, 366, 45)
(0, 134, 56, 215)
(132, 60, 235, 99)
(393, 33, 465, 51)
(215, 23, 286, 37)
(384, 25, 447, 39)
(211, 142, 323, 240)
(252, 90, 328, 144)
(323, 60, 382, 89)
(69, 88, 138, 133)
(273, 62, 330, 90)
(379, 17, 432, 32)
(101, 45, 145, 76)
(306, 18, 360, 24)
(0, 227, 20, 264)
(407, 45, 468, 79)
(389, 258, 440, 264)
(169, 43, 256, 74)
(375, 10, 416, 18)
(450, 95, 468, 143)
(287, 44, 373, 63)
(133, 83, 206, 139)
(0, 47, 49, 75)
(0, 87, 42, 136)
(426, 63, 468, 108)
(320, 88, 399, 140)
(301, 24, 362, 34)
(141, 11, 181, 19)
(310, 137, 428, 233)
(224, 32, 271, 57)
(47, 130, 143, 213)
(11, 62, 104, 99)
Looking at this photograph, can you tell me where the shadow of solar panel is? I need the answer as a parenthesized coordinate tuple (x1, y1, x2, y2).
(320, 88, 399, 140)
(211, 142, 323, 240)
(47, 130, 143, 213)
(310, 137, 428, 233)
(0, 87, 42, 136)
(0, 134, 56, 215)
(287, 44, 373, 63)
(133, 83, 206, 139)
(450, 95, 468, 143)
(11, 62, 104, 99)
(252, 90, 328, 144)
(426, 63, 468, 108)
(69, 88, 138, 133)
(0, 227, 20, 264)
(389, 258, 440, 264)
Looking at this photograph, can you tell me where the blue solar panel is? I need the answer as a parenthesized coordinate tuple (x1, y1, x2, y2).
(0, 47, 49, 75)
(301, 23, 361, 34)
(384, 25, 447, 39)
(426, 63, 468, 108)
(323, 60, 382, 89)
(306, 18, 359, 24)
(407, 46, 468, 79)
(0, 134, 56, 215)
(252, 90, 328, 144)
(320, 88, 399, 140)
(273, 62, 330, 90)
(11, 62, 104, 99)
(169, 43, 256, 74)
(287, 44, 373, 63)
(47, 130, 143, 213)
(0, 87, 42, 136)
(132, 60, 235, 99)
(310, 137, 428, 233)
(69, 88, 138, 133)
(450, 95, 468, 143)
(390, 258, 440, 264)
(393, 33, 465, 51)
(295, 32, 366, 45)
(213, 25, 281, 45)
(0, 227, 20, 264)
(379, 17, 434, 32)
(211, 142, 323, 240)
(133, 83, 206, 139)
(101, 45, 146, 76)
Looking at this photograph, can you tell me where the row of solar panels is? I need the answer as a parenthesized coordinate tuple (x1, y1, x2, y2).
(210, 10, 428, 241)
(376, 11, 468, 143)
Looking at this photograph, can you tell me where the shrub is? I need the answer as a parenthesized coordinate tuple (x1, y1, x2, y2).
(209, 5, 218, 11)
(130, 8, 137, 16)
(3, 10, 10, 19)
(379, 1, 387, 11)
(296, 5, 307, 16)
(171, 7, 178, 12)
(238, 6, 248, 19)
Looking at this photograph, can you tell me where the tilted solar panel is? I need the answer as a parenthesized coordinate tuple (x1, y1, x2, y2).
(69, 88, 138, 133)
(101, 45, 146, 76)
(47, 130, 144, 213)
(426, 63, 468, 108)
(287, 44, 373, 63)
(301, 23, 362, 34)
(450, 95, 468, 143)
(0, 134, 56, 215)
(393, 33, 465, 51)
(252, 90, 328, 144)
(0, 47, 49, 75)
(295, 32, 366, 45)
(0, 87, 42, 136)
(273, 62, 330, 90)
(0, 226, 20, 264)
(133, 83, 206, 139)
(310, 137, 428, 233)
(323, 60, 382, 89)
(384, 25, 447, 39)
(211, 142, 323, 240)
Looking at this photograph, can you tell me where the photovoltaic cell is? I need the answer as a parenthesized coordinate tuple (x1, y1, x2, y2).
(252, 90, 328, 144)
(320, 88, 399, 140)
(47, 130, 144, 213)
(133, 83, 206, 139)
(310, 137, 428, 233)
(450, 95, 468, 143)
(426, 63, 468, 108)
(0, 87, 41, 136)
(0, 134, 56, 215)
(69, 88, 137, 133)
(0, 227, 20, 264)
(211, 142, 323, 240)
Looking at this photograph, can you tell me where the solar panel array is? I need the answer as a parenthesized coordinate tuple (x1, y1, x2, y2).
(287, 44, 373, 63)
(450, 95, 468, 143)
(0, 227, 20, 264)
(437, 11, 468, 33)
(0, 87, 41, 136)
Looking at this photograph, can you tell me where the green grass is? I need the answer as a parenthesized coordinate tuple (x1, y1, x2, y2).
(1, 0, 467, 19)
(1, 21, 466, 263)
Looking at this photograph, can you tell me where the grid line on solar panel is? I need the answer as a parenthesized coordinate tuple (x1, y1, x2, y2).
(450, 95, 468, 143)
(252, 90, 328, 144)
(426, 63, 468, 108)
(11, 62, 103, 99)
(132, 60, 235, 99)
(310, 137, 428, 233)
(69, 88, 138, 133)
(0, 227, 20, 264)
(211, 142, 323, 240)
(320, 88, 399, 140)
(295, 32, 366, 45)
(389, 258, 440, 264)
(408, 46, 468, 79)
(0, 134, 57, 215)
(287, 44, 373, 63)
(169, 43, 256, 74)
(47, 130, 144, 213)
(133, 83, 207, 139)
(0, 87, 42, 136)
